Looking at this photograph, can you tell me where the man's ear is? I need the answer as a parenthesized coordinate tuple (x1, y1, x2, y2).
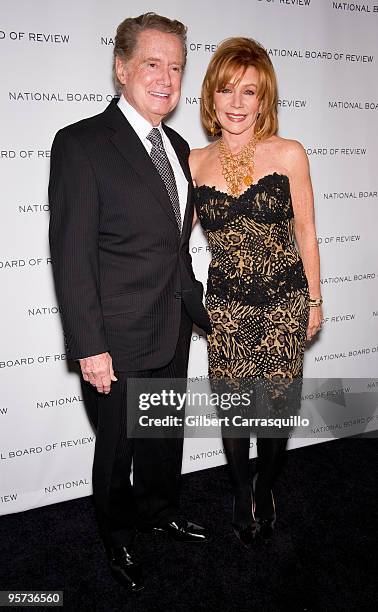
(115, 56, 127, 86)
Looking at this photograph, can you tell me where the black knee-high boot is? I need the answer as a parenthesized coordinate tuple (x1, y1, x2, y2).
(255, 436, 289, 518)
(222, 436, 253, 527)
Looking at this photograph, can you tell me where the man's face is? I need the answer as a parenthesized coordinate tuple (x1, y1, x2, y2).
(116, 29, 184, 126)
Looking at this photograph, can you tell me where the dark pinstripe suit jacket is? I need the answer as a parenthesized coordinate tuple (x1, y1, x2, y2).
(48, 98, 211, 371)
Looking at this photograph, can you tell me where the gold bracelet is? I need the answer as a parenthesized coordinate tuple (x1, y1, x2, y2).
(309, 297, 323, 307)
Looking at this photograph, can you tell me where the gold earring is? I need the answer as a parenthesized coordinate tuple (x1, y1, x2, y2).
(210, 119, 216, 136)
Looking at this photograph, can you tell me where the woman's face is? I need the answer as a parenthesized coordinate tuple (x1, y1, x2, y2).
(213, 65, 261, 137)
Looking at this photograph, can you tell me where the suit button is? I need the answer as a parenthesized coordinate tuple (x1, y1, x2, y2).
(174, 291, 181, 299)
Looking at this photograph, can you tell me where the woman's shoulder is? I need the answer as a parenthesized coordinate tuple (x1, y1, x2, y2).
(189, 141, 218, 172)
(190, 141, 217, 157)
(265, 135, 305, 154)
(265, 135, 308, 170)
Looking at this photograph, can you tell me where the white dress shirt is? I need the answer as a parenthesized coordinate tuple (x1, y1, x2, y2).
(117, 95, 188, 228)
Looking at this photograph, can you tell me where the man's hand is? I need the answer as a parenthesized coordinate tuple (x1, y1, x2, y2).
(79, 352, 117, 394)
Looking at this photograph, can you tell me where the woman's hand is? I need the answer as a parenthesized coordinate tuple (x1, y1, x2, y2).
(307, 305, 323, 341)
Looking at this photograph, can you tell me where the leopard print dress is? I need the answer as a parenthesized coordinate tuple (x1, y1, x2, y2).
(194, 173, 309, 393)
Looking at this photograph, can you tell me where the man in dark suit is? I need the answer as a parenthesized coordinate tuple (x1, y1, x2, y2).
(49, 13, 211, 592)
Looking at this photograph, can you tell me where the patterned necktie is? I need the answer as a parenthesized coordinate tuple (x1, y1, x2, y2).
(147, 128, 182, 231)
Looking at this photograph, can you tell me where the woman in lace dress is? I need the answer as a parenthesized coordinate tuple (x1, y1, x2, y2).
(190, 37, 322, 547)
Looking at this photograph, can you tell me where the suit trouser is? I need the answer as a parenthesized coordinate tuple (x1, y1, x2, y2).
(81, 308, 192, 549)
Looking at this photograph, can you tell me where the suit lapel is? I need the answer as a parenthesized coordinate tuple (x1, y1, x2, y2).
(163, 125, 191, 183)
(180, 181, 193, 242)
(103, 100, 178, 228)
(162, 124, 193, 243)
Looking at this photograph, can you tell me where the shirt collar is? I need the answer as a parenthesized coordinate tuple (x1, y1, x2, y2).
(117, 94, 163, 141)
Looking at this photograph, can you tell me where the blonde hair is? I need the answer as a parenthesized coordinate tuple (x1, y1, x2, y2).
(113, 12, 187, 93)
(201, 37, 278, 139)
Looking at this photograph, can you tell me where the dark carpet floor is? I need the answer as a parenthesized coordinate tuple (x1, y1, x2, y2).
(0, 436, 376, 612)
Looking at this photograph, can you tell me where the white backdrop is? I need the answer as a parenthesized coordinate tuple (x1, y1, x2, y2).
(1, 0, 377, 515)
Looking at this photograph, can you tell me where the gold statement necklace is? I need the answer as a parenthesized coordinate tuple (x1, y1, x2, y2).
(218, 135, 257, 197)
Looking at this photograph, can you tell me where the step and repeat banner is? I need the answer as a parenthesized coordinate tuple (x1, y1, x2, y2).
(1, 0, 377, 515)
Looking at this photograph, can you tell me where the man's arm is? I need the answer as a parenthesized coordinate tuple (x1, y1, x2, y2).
(48, 129, 116, 393)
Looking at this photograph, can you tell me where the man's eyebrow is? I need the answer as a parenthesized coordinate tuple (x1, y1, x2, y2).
(143, 56, 183, 65)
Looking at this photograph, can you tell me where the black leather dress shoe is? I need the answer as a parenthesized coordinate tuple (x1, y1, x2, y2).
(145, 519, 208, 542)
(109, 545, 144, 592)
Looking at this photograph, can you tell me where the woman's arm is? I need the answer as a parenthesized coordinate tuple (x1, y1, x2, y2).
(285, 140, 322, 340)
(192, 206, 198, 228)
(189, 149, 201, 228)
